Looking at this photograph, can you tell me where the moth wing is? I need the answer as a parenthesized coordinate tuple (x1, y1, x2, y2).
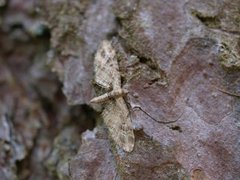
(102, 97, 135, 152)
(94, 40, 121, 90)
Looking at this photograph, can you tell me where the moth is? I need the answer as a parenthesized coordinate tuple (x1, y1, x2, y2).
(90, 40, 135, 152)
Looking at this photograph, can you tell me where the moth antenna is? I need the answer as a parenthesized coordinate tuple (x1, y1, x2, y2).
(214, 86, 240, 97)
(133, 105, 182, 124)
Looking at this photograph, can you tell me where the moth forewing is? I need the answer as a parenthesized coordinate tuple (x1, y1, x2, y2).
(102, 97, 134, 152)
(94, 40, 120, 90)
(115, 98, 135, 152)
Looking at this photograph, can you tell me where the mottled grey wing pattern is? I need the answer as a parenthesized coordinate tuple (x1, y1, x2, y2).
(94, 40, 121, 90)
(102, 97, 135, 152)
(91, 40, 135, 152)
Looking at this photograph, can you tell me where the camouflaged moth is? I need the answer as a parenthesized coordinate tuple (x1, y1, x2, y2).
(90, 40, 135, 152)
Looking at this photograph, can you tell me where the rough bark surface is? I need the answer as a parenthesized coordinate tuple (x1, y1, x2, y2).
(1, 0, 240, 179)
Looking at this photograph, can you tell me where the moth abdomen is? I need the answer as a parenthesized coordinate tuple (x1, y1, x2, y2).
(108, 88, 128, 98)
(90, 88, 128, 103)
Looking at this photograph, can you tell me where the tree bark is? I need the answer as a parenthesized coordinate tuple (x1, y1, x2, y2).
(1, 0, 240, 179)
